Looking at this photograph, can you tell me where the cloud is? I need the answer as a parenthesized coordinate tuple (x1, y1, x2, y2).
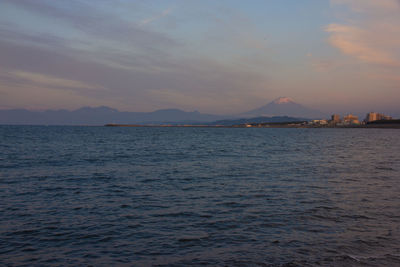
(325, 24, 399, 66)
(8, 71, 105, 91)
(0, 1, 278, 113)
(0, 82, 114, 111)
(331, 0, 400, 13)
(2, 0, 178, 53)
(327, 0, 400, 67)
(0, 32, 267, 113)
(140, 8, 173, 26)
(311, 58, 338, 72)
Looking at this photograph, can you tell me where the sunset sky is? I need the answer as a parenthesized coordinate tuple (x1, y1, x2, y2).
(1, 0, 399, 116)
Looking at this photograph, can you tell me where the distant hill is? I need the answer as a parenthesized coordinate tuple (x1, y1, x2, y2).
(210, 116, 306, 126)
(0, 97, 328, 125)
(0, 106, 231, 125)
(241, 97, 326, 119)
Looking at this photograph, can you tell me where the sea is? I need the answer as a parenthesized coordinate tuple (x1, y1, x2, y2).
(1, 126, 400, 266)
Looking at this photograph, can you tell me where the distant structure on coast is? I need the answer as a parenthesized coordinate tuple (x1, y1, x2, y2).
(321, 114, 359, 126)
(331, 114, 341, 124)
(364, 112, 392, 123)
(309, 119, 328, 126)
(325, 114, 359, 126)
(244, 111, 398, 128)
(342, 114, 360, 125)
(309, 114, 344, 127)
(325, 112, 395, 127)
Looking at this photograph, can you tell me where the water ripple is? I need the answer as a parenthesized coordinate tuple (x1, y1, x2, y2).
(1, 126, 400, 266)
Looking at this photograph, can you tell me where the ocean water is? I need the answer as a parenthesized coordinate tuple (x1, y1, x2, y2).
(1, 126, 400, 266)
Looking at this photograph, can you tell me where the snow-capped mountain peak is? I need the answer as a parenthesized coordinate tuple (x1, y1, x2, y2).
(241, 97, 326, 119)
(272, 97, 295, 104)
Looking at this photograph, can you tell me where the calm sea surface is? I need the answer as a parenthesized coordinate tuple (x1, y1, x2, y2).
(1, 126, 400, 266)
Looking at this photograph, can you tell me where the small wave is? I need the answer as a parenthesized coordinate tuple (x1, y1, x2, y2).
(177, 232, 209, 242)
(375, 167, 395, 171)
(152, 211, 198, 218)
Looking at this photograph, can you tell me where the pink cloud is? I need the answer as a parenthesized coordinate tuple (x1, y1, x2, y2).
(327, 0, 400, 67)
(325, 24, 399, 66)
(331, 0, 400, 13)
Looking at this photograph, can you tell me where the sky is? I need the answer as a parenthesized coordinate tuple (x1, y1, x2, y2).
(0, 0, 399, 116)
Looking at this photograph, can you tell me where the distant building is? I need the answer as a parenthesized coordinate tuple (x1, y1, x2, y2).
(365, 112, 392, 123)
(331, 114, 341, 124)
(310, 119, 328, 126)
(343, 114, 360, 125)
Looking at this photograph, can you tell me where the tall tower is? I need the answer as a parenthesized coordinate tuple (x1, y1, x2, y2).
(331, 114, 340, 123)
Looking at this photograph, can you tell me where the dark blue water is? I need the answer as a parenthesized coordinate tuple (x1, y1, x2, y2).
(1, 126, 400, 266)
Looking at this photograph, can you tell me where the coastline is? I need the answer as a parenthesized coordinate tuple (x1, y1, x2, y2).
(105, 123, 400, 129)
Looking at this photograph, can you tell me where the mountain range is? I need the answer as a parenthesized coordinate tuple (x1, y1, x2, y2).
(0, 107, 230, 125)
(0, 97, 326, 125)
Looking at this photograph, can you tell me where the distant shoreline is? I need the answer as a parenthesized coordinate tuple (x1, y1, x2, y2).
(104, 123, 400, 129)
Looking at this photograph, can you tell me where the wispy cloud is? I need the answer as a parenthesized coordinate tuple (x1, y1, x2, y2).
(0, 70, 116, 110)
(325, 24, 399, 66)
(140, 8, 173, 26)
(331, 0, 400, 13)
(327, 0, 400, 67)
(9, 70, 105, 91)
(0, 1, 273, 113)
(2, 0, 178, 52)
